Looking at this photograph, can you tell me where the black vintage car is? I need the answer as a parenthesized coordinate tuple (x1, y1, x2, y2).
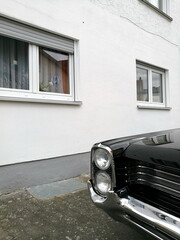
(88, 129, 180, 240)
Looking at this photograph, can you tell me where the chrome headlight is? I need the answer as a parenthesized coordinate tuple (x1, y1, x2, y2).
(95, 171, 111, 194)
(93, 148, 112, 170)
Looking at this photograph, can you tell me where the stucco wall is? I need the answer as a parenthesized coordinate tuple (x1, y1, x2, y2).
(0, 0, 180, 165)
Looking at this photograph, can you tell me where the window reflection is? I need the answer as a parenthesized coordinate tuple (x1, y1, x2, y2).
(143, 133, 173, 146)
(39, 47, 69, 94)
(136, 67, 149, 101)
(152, 72, 163, 103)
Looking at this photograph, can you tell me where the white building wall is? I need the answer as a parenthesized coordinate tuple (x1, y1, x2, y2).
(0, 0, 180, 165)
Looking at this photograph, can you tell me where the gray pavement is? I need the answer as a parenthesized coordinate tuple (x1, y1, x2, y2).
(27, 177, 87, 200)
(0, 175, 154, 240)
(0, 152, 90, 194)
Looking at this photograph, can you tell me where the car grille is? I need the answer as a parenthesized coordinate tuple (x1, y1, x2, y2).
(115, 158, 180, 218)
(128, 162, 180, 198)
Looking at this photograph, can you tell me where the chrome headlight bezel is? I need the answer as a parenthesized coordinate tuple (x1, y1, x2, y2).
(95, 171, 112, 195)
(91, 144, 116, 196)
(93, 146, 113, 170)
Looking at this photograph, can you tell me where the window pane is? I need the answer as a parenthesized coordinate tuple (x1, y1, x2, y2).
(39, 48, 69, 94)
(136, 67, 149, 101)
(152, 72, 163, 103)
(156, 135, 167, 144)
(0, 35, 29, 90)
(147, 0, 166, 12)
(148, 0, 159, 8)
(159, 0, 164, 11)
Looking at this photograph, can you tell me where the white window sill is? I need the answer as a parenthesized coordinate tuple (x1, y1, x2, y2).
(0, 96, 82, 105)
(137, 104, 171, 110)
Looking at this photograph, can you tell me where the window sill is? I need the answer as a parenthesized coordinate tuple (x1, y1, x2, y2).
(137, 105, 171, 110)
(139, 0, 173, 21)
(0, 96, 82, 106)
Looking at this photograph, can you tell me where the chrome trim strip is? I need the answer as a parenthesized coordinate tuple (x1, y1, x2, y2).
(132, 165, 180, 180)
(130, 172, 180, 186)
(88, 180, 180, 240)
(120, 196, 180, 238)
(124, 217, 166, 240)
(132, 178, 180, 196)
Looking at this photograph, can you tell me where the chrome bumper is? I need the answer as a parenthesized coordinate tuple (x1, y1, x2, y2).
(88, 180, 180, 240)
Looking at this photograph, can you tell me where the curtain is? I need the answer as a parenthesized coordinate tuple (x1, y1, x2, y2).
(0, 35, 29, 90)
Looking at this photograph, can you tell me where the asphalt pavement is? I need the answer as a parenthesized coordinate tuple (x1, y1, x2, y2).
(0, 175, 153, 240)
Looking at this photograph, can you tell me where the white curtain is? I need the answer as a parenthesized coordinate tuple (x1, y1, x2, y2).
(0, 35, 29, 90)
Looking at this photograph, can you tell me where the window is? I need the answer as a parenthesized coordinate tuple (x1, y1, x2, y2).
(0, 16, 79, 104)
(146, 0, 169, 14)
(136, 62, 167, 107)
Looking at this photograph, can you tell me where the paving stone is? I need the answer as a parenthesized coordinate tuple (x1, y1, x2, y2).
(27, 178, 86, 200)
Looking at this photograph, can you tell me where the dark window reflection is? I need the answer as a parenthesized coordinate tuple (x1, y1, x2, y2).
(136, 67, 149, 101)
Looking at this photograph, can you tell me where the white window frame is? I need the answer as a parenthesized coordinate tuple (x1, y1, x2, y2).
(0, 17, 80, 105)
(0, 42, 76, 103)
(136, 63, 168, 108)
(31, 45, 75, 102)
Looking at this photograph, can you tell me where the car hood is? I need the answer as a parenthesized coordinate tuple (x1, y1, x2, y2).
(122, 129, 180, 170)
(101, 128, 180, 170)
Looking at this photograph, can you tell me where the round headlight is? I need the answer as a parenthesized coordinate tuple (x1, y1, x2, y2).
(95, 171, 111, 194)
(93, 148, 112, 170)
